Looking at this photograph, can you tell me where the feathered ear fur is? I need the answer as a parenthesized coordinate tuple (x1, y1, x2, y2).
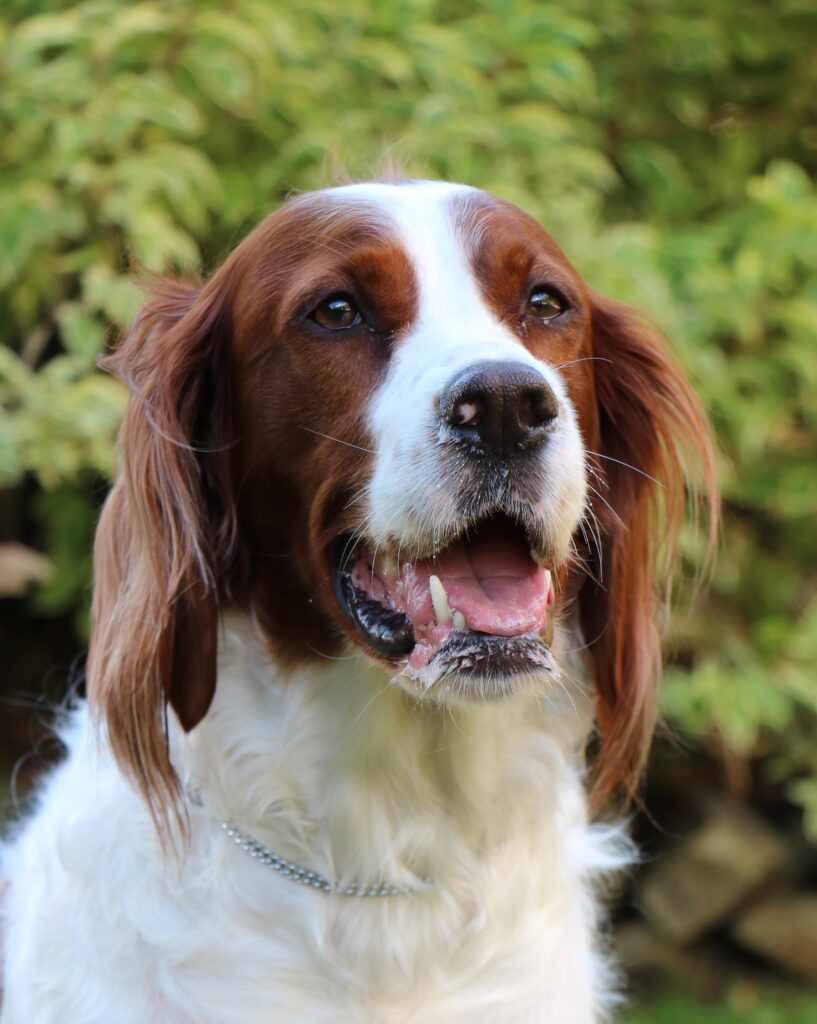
(581, 294, 718, 807)
(87, 274, 238, 832)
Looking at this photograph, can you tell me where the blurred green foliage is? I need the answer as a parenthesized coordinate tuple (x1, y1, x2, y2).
(1, 1, 816, 827)
(625, 992, 817, 1024)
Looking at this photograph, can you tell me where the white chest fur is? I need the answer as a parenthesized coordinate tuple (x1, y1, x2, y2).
(1, 614, 629, 1023)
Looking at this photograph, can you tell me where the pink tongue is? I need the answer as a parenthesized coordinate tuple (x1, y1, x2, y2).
(400, 522, 549, 637)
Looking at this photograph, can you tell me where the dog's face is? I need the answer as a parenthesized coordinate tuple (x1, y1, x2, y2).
(230, 183, 594, 700)
(90, 181, 715, 819)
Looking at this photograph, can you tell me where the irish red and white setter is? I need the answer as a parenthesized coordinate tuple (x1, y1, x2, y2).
(1, 181, 716, 1023)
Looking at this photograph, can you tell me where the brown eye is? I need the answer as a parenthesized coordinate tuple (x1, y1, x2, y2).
(527, 288, 566, 321)
(311, 294, 362, 331)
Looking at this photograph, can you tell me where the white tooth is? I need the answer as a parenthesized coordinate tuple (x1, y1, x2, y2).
(545, 568, 557, 607)
(543, 614, 554, 648)
(452, 611, 467, 631)
(429, 575, 451, 625)
(381, 551, 397, 576)
(543, 568, 552, 595)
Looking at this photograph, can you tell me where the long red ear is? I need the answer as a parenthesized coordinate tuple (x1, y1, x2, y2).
(581, 294, 718, 807)
(87, 274, 238, 832)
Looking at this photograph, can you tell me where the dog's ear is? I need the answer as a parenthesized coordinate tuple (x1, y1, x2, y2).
(581, 293, 718, 807)
(87, 273, 238, 832)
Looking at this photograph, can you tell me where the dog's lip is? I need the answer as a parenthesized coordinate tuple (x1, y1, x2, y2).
(334, 563, 415, 659)
(418, 630, 557, 695)
(331, 514, 556, 668)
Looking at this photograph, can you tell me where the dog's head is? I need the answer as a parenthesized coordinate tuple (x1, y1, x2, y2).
(88, 182, 716, 826)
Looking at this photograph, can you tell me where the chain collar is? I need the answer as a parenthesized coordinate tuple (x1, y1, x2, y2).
(222, 822, 432, 898)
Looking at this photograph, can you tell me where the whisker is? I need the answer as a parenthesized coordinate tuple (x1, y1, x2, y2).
(561, 619, 610, 655)
(586, 482, 618, 525)
(544, 671, 579, 715)
(573, 521, 604, 588)
(300, 427, 375, 454)
(582, 504, 605, 569)
(353, 676, 397, 726)
(585, 449, 662, 487)
(343, 490, 367, 511)
(338, 523, 370, 575)
(584, 461, 608, 490)
(303, 641, 359, 662)
(553, 357, 614, 371)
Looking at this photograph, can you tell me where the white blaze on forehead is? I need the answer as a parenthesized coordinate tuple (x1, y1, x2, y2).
(327, 181, 571, 401)
(326, 181, 542, 368)
(325, 181, 587, 557)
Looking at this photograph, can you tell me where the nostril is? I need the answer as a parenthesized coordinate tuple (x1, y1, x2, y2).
(519, 387, 559, 431)
(451, 399, 482, 428)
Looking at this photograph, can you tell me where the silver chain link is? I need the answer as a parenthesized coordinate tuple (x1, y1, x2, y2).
(222, 822, 431, 897)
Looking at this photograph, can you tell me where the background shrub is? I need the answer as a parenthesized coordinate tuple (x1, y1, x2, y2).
(1, 0, 816, 882)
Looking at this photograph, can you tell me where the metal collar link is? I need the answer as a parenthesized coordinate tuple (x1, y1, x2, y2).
(222, 822, 431, 898)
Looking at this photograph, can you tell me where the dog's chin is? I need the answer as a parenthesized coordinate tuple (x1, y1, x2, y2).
(332, 511, 559, 701)
(391, 630, 557, 702)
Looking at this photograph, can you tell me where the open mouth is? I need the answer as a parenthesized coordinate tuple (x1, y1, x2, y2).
(334, 513, 557, 691)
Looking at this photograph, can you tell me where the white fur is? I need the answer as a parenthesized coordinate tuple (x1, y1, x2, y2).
(2, 615, 630, 1023)
(338, 182, 588, 563)
(1, 183, 629, 1022)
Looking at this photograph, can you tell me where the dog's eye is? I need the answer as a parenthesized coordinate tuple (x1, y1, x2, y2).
(311, 294, 362, 331)
(527, 288, 566, 321)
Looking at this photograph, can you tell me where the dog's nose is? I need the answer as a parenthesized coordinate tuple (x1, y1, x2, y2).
(440, 360, 559, 456)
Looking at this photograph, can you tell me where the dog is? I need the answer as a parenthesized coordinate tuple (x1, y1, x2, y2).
(1, 181, 715, 1023)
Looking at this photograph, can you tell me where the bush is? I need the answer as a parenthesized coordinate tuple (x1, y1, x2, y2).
(625, 993, 817, 1024)
(2, 0, 816, 828)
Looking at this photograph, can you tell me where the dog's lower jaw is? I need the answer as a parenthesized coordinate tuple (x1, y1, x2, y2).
(390, 631, 558, 703)
(1, 611, 629, 1024)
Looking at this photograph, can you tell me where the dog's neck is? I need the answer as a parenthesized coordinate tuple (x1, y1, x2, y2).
(49, 611, 624, 1020)
(176, 612, 597, 891)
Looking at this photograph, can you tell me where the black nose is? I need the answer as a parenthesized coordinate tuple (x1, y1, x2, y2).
(440, 360, 559, 456)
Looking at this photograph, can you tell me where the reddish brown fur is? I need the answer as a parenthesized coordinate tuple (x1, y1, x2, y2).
(89, 272, 239, 832)
(581, 295, 718, 805)
(88, 196, 419, 833)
